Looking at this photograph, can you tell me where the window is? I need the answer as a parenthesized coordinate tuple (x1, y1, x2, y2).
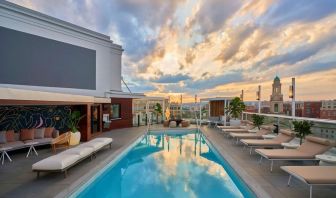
(111, 104, 121, 119)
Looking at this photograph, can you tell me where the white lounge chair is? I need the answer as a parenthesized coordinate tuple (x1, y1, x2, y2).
(32, 137, 113, 178)
(256, 136, 334, 171)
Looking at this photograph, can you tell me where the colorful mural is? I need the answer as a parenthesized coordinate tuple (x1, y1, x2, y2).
(0, 105, 71, 132)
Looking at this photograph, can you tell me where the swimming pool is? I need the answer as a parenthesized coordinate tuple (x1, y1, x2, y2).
(72, 130, 256, 198)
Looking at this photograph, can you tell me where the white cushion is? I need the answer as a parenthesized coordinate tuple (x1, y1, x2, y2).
(90, 138, 113, 144)
(62, 147, 94, 158)
(32, 153, 80, 171)
(79, 141, 106, 151)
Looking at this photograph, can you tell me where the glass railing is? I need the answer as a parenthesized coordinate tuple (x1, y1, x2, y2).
(243, 112, 336, 141)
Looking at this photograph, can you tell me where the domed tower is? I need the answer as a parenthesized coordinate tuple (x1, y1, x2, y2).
(270, 76, 284, 114)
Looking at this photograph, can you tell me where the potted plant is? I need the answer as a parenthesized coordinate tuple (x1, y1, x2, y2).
(252, 114, 265, 130)
(292, 120, 313, 145)
(67, 110, 85, 145)
(226, 97, 246, 126)
(154, 103, 163, 124)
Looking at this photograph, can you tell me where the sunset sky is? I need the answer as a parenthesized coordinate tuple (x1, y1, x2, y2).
(9, 0, 336, 102)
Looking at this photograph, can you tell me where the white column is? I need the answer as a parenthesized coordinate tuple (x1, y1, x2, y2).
(199, 101, 202, 124)
(291, 78, 296, 117)
(224, 100, 227, 126)
(258, 85, 261, 113)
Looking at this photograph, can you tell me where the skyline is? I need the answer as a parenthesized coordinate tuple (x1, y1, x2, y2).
(8, 0, 336, 102)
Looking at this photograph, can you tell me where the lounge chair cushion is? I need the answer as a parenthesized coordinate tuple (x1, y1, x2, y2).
(79, 141, 106, 151)
(305, 136, 334, 146)
(279, 129, 295, 137)
(256, 149, 313, 159)
(231, 133, 263, 139)
(32, 153, 81, 171)
(297, 139, 333, 156)
(281, 166, 336, 184)
(62, 147, 94, 158)
(34, 128, 45, 139)
(90, 138, 113, 145)
(241, 139, 280, 146)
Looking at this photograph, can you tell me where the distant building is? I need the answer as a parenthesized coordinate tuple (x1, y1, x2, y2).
(261, 101, 271, 114)
(245, 105, 257, 113)
(283, 101, 304, 117)
(320, 100, 336, 120)
(303, 101, 322, 118)
(270, 76, 284, 114)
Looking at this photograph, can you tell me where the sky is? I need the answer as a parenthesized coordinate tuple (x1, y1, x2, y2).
(9, 0, 336, 102)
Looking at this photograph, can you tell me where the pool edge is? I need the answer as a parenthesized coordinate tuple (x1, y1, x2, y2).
(200, 128, 271, 198)
(55, 130, 147, 198)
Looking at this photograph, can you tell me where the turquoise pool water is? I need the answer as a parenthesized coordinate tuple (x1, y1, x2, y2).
(73, 130, 256, 198)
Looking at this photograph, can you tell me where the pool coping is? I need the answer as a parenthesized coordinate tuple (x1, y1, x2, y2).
(200, 128, 271, 198)
(55, 129, 147, 198)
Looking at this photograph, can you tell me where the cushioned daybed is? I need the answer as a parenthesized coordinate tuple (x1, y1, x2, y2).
(32, 137, 113, 178)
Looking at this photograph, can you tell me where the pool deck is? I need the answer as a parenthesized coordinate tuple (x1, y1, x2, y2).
(0, 126, 147, 198)
(201, 126, 336, 198)
(0, 125, 335, 198)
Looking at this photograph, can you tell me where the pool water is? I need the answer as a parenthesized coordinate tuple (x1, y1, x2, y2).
(73, 130, 255, 198)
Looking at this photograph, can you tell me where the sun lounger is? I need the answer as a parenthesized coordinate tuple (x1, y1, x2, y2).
(32, 137, 113, 178)
(241, 129, 295, 154)
(255, 136, 334, 171)
(281, 166, 336, 198)
(217, 120, 253, 129)
(229, 125, 274, 144)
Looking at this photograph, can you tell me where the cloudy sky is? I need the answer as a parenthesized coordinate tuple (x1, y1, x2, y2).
(9, 0, 336, 102)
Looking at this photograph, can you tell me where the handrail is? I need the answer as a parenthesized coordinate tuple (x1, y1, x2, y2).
(243, 112, 336, 124)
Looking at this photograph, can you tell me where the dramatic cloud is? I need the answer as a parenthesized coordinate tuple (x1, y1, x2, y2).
(9, 0, 336, 101)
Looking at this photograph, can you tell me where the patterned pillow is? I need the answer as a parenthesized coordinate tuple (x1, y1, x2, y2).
(34, 128, 45, 139)
(0, 131, 6, 144)
(6, 130, 15, 142)
(20, 129, 35, 141)
(44, 127, 54, 138)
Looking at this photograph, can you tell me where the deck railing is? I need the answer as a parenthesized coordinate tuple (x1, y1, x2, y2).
(242, 112, 336, 140)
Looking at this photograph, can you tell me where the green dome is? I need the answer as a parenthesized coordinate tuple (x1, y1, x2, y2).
(274, 75, 280, 81)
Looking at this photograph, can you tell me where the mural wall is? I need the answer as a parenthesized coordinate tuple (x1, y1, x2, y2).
(0, 105, 71, 132)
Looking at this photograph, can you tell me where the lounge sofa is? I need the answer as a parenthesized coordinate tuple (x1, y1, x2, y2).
(0, 127, 59, 152)
(32, 137, 113, 178)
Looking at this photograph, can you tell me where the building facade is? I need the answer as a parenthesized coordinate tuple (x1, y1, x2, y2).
(283, 101, 304, 117)
(270, 76, 284, 114)
(0, 1, 133, 141)
(320, 100, 336, 120)
(303, 101, 322, 118)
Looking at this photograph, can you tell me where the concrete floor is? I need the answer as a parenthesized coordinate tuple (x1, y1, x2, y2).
(0, 126, 147, 198)
(0, 125, 335, 198)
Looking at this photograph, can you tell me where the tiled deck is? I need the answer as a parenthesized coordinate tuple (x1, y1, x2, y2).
(0, 125, 335, 198)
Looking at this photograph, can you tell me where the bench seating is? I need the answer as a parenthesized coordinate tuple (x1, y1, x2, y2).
(32, 137, 113, 178)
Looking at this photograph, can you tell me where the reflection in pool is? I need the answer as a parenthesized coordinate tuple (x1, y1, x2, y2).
(75, 130, 255, 198)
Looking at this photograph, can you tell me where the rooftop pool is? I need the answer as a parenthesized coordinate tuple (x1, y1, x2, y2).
(72, 130, 256, 198)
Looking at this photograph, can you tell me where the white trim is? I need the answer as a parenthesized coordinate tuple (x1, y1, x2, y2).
(243, 112, 336, 124)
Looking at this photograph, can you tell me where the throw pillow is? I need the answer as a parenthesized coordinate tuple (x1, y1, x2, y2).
(44, 127, 54, 138)
(20, 129, 35, 141)
(0, 131, 6, 144)
(34, 128, 45, 139)
(6, 130, 15, 142)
